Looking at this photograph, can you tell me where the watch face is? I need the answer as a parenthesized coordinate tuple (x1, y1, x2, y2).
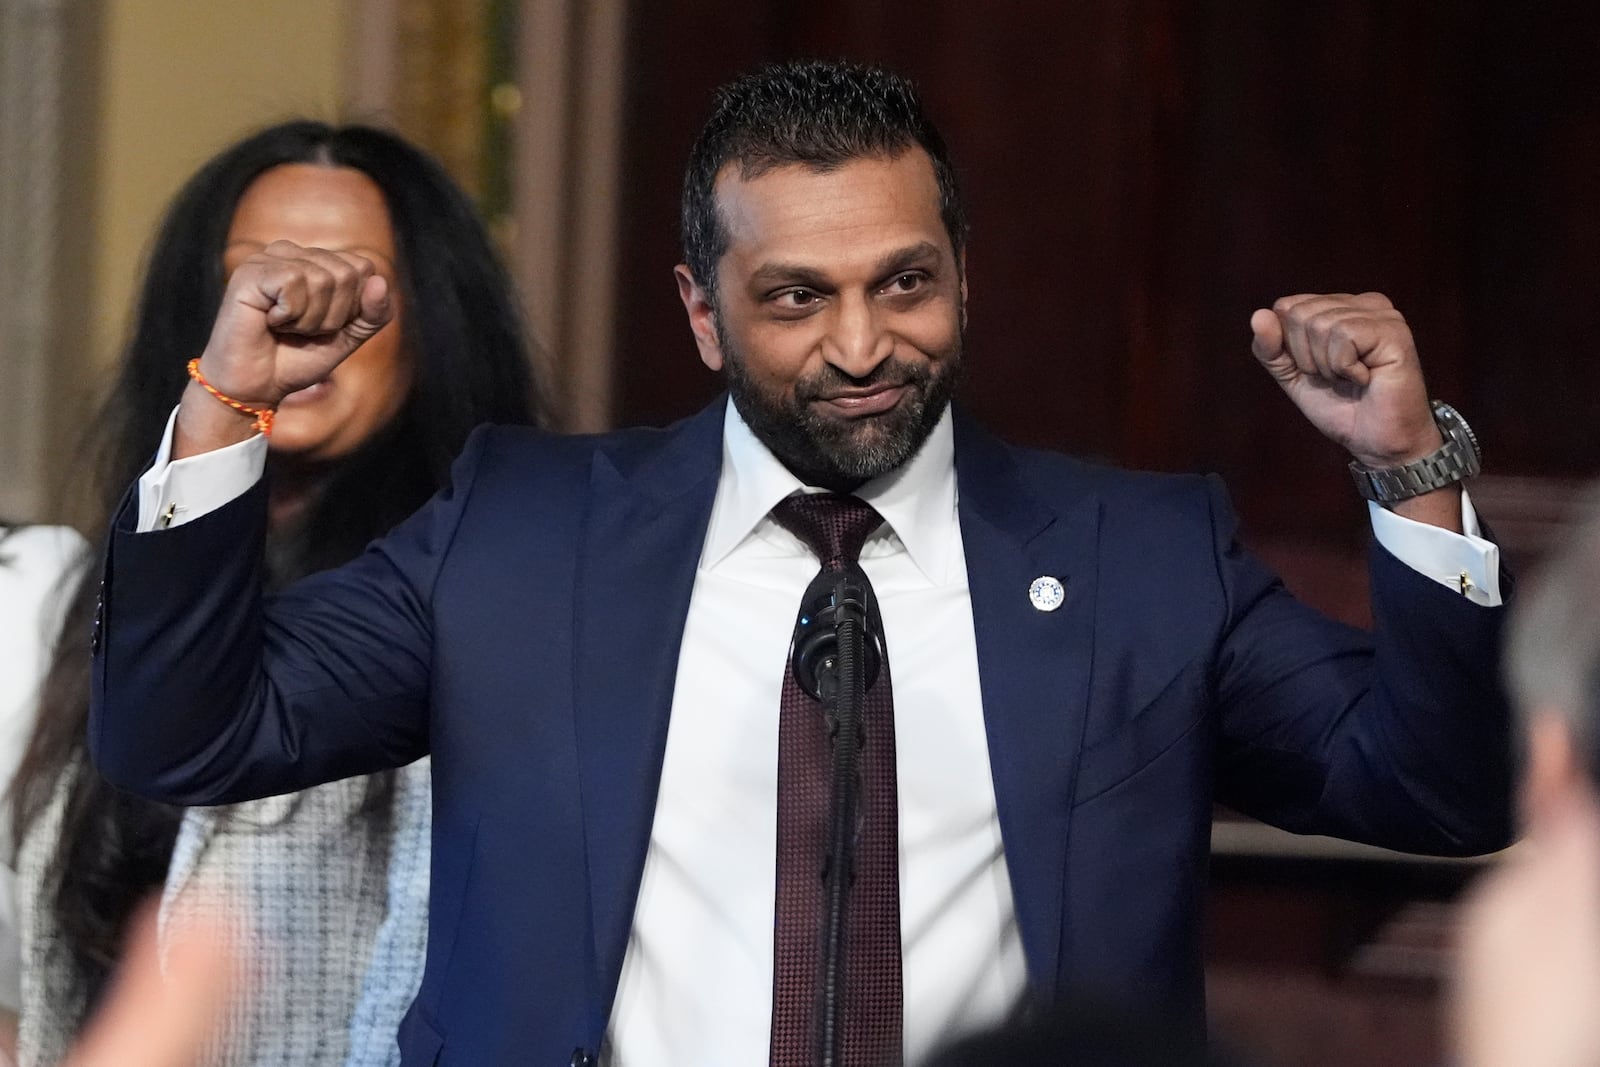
(1432, 402, 1483, 471)
(1432, 401, 1479, 455)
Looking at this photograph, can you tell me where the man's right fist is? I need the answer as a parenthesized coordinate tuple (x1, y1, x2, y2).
(196, 239, 392, 408)
(173, 241, 393, 458)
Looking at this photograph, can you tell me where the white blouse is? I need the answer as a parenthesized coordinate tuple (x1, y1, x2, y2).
(0, 524, 87, 1011)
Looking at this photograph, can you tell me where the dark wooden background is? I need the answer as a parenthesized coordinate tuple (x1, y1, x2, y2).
(613, 0, 1599, 551)
(609, 5, 1599, 1063)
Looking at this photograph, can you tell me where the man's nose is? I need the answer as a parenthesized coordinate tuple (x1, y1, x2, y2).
(821, 293, 892, 378)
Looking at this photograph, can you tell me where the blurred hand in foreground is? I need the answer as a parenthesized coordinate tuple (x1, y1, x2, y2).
(61, 900, 239, 1067)
(1453, 716, 1600, 1067)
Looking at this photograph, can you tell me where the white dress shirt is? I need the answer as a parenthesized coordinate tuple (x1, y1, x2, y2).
(135, 404, 1502, 1065)
(607, 407, 1026, 1065)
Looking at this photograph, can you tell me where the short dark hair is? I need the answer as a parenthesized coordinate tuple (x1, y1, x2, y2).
(680, 59, 968, 299)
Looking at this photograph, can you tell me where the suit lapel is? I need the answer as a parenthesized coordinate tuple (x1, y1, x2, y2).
(570, 401, 1101, 1010)
(954, 410, 1100, 1003)
(572, 400, 725, 1013)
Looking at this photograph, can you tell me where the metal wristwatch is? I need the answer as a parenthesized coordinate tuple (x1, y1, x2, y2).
(1348, 400, 1482, 505)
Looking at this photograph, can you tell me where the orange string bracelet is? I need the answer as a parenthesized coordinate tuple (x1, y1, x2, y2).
(186, 358, 276, 436)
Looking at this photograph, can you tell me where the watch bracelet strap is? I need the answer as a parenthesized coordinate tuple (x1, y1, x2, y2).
(1348, 447, 1477, 503)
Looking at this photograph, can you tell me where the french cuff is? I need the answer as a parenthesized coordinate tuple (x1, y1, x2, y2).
(1368, 489, 1502, 607)
(135, 406, 268, 532)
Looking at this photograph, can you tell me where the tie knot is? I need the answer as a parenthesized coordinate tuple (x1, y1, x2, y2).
(770, 493, 884, 571)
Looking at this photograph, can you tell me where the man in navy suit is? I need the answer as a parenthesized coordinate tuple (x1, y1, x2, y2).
(91, 61, 1511, 1065)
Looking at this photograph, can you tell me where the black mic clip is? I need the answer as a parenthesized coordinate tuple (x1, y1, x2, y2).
(790, 564, 884, 702)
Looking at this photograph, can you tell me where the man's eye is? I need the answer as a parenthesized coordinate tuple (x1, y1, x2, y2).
(775, 289, 819, 309)
(884, 272, 925, 294)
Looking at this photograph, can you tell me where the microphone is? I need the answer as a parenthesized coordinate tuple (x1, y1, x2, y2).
(790, 565, 884, 702)
(789, 564, 886, 1067)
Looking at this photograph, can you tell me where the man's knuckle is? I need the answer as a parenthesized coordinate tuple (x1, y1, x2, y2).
(1305, 308, 1341, 339)
(1328, 318, 1357, 345)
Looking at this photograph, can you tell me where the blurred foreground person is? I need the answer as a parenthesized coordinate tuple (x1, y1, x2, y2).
(1453, 503, 1600, 1067)
(8, 121, 538, 1066)
(0, 522, 87, 1057)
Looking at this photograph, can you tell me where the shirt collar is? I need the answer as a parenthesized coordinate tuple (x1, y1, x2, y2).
(702, 399, 958, 584)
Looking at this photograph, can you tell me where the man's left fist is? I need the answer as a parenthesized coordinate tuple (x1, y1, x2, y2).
(1250, 292, 1443, 469)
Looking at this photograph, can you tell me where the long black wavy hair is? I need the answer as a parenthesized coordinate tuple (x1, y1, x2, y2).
(9, 119, 540, 1017)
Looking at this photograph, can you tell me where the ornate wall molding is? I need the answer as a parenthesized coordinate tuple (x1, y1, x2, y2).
(343, 0, 625, 432)
(393, 0, 492, 198)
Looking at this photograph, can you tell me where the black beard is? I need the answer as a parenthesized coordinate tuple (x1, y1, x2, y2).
(721, 334, 961, 492)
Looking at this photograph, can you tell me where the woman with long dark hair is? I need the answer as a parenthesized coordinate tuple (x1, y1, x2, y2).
(8, 121, 540, 1066)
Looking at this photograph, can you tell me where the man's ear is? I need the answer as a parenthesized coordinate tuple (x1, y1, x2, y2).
(1524, 711, 1594, 832)
(675, 265, 724, 372)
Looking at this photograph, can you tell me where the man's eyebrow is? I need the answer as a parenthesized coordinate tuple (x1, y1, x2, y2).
(747, 241, 946, 291)
(748, 262, 832, 290)
(871, 241, 943, 278)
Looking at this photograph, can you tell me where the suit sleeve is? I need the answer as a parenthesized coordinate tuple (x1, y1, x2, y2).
(89, 427, 494, 805)
(1206, 476, 1516, 855)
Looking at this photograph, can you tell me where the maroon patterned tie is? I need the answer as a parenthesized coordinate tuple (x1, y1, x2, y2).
(768, 493, 903, 1067)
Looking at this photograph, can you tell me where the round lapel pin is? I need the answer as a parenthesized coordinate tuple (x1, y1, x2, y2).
(1029, 575, 1065, 612)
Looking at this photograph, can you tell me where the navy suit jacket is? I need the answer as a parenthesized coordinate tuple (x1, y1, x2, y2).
(90, 399, 1513, 1065)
